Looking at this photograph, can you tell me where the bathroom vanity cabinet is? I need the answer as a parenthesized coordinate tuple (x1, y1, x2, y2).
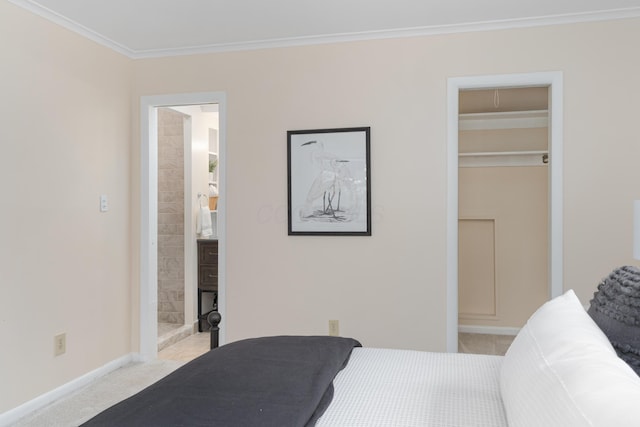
(197, 239, 218, 332)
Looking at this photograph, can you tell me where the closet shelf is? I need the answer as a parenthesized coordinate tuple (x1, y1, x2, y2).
(459, 110, 548, 131)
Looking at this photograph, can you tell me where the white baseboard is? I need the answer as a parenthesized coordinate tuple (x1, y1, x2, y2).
(458, 325, 520, 336)
(0, 353, 136, 427)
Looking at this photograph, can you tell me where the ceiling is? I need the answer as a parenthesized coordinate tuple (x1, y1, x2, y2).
(10, 0, 640, 58)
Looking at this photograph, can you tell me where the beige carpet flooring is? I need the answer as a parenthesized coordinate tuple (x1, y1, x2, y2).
(13, 333, 210, 427)
(13, 360, 184, 427)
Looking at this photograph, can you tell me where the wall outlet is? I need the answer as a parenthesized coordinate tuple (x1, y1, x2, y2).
(328, 320, 339, 337)
(54, 333, 66, 356)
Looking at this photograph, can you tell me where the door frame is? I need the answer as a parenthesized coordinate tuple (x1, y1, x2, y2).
(446, 72, 563, 352)
(139, 91, 227, 360)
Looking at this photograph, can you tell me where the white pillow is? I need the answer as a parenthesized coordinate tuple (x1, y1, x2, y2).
(500, 289, 640, 427)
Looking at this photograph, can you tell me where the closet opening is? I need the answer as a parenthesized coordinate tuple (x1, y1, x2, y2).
(446, 72, 563, 353)
(457, 87, 549, 355)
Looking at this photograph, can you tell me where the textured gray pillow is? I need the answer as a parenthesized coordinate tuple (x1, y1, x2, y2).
(587, 266, 640, 376)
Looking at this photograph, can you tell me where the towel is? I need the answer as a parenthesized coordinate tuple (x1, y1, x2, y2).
(197, 206, 214, 238)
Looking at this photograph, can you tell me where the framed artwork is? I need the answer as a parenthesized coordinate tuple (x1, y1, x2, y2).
(287, 127, 371, 236)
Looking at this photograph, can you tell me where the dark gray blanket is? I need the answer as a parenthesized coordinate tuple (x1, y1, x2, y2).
(81, 336, 361, 427)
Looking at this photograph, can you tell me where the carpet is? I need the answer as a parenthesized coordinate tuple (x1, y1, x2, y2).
(13, 360, 184, 427)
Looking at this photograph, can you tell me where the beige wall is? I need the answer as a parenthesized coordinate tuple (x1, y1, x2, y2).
(3, 0, 640, 414)
(131, 17, 640, 354)
(0, 2, 132, 413)
(459, 166, 549, 327)
(131, 42, 452, 352)
(458, 118, 549, 329)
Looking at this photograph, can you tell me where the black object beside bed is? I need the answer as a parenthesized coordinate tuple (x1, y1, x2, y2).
(81, 336, 360, 427)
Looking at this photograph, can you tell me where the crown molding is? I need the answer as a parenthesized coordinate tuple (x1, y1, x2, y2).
(9, 1, 640, 59)
(137, 7, 640, 59)
(7, 0, 136, 57)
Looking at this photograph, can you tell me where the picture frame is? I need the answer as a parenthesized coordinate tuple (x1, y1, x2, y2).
(287, 127, 371, 236)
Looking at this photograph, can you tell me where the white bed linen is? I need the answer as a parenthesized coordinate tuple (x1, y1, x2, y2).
(317, 347, 507, 427)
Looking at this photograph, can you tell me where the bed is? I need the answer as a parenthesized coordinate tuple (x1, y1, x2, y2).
(82, 288, 640, 427)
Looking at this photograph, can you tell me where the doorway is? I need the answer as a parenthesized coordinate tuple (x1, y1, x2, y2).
(446, 72, 563, 353)
(140, 92, 227, 360)
(156, 105, 220, 351)
(457, 87, 549, 354)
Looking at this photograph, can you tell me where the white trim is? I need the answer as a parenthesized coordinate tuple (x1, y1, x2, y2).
(446, 71, 563, 353)
(446, 79, 460, 353)
(548, 76, 564, 300)
(139, 92, 227, 360)
(0, 354, 134, 427)
(139, 100, 158, 360)
(458, 325, 520, 336)
(8, 1, 640, 58)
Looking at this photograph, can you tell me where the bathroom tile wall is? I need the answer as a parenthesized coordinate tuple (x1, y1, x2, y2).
(157, 108, 186, 324)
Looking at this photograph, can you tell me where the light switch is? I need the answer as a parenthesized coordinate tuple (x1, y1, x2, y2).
(100, 195, 109, 212)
